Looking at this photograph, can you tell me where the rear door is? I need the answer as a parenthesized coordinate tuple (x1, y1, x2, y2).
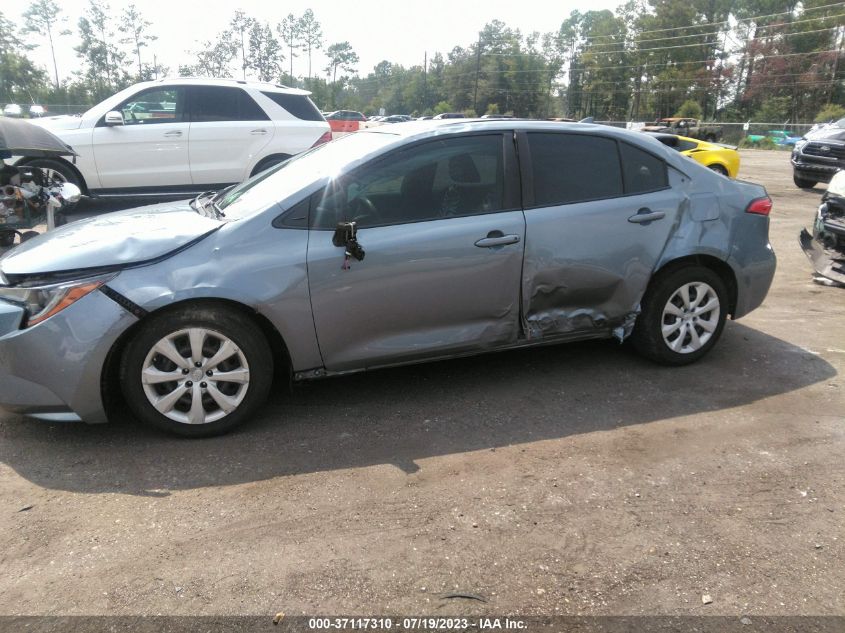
(187, 85, 274, 185)
(519, 131, 683, 339)
(306, 132, 525, 371)
(91, 86, 190, 189)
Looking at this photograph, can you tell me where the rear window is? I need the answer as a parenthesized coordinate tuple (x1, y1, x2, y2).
(527, 133, 623, 206)
(190, 86, 268, 122)
(619, 142, 668, 193)
(261, 92, 324, 121)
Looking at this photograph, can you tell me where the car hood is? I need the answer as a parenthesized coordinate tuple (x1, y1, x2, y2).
(27, 115, 84, 131)
(0, 201, 222, 279)
(806, 127, 845, 142)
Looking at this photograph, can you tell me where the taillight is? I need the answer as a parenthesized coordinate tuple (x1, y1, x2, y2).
(746, 196, 772, 216)
(311, 131, 332, 147)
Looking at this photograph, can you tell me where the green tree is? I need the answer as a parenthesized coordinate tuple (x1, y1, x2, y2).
(230, 10, 256, 81)
(21, 0, 69, 91)
(277, 14, 300, 83)
(815, 104, 845, 123)
(248, 22, 283, 83)
(298, 9, 323, 81)
(118, 4, 157, 79)
(675, 99, 703, 118)
(0, 11, 48, 101)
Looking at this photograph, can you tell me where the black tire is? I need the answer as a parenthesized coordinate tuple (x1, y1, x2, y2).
(24, 158, 83, 212)
(19, 230, 40, 242)
(0, 231, 15, 247)
(629, 265, 728, 366)
(708, 164, 729, 177)
(120, 303, 274, 437)
(793, 174, 817, 189)
(249, 154, 291, 177)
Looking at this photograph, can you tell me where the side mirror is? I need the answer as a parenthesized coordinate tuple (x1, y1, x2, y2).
(104, 110, 124, 126)
(59, 182, 81, 203)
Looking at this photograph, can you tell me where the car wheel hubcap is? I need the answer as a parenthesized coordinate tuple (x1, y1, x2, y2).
(141, 328, 250, 425)
(41, 168, 67, 185)
(661, 282, 720, 354)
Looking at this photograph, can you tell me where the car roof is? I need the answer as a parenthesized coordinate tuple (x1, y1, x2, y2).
(353, 118, 693, 175)
(143, 77, 312, 97)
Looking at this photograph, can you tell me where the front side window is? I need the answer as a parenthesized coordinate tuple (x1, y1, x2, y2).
(117, 88, 184, 125)
(310, 134, 505, 229)
(190, 86, 269, 122)
(527, 133, 623, 206)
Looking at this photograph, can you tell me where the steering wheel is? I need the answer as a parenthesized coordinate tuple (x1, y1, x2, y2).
(350, 195, 381, 225)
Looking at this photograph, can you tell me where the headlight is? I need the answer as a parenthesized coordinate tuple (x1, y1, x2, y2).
(795, 139, 807, 151)
(0, 273, 114, 327)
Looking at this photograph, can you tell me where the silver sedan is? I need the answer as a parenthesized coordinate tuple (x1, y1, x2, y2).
(0, 120, 776, 436)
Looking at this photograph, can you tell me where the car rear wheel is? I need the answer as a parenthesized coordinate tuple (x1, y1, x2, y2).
(121, 304, 273, 437)
(793, 174, 817, 189)
(708, 164, 729, 177)
(630, 266, 728, 366)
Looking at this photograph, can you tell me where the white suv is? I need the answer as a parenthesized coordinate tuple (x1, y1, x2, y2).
(22, 78, 331, 197)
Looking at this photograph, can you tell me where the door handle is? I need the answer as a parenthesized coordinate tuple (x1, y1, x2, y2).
(164, 130, 182, 137)
(475, 232, 521, 248)
(250, 129, 268, 135)
(628, 208, 665, 224)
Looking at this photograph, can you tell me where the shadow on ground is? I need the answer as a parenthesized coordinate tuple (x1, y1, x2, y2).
(0, 321, 836, 496)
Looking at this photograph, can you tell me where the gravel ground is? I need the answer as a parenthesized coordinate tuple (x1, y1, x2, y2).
(0, 150, 842, 618)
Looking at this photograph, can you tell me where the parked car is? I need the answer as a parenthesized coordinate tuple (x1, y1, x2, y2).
(746, 129, 802, 146)
(3, 104, 23, 118)
(799, 168, 845, 284)
(433, 112, 466, 120)
(381, 114, 413, 123)
(641, 118, 722, 142)
(791, 117, 845, 188)
(646, 132, 740, 178)
(28, 104, 46, 118)
(0, 120, 776, 436)
(20, 78, 331, 198)
(325, 110, 367, 133)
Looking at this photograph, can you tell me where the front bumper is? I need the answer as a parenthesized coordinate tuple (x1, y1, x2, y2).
(0, 287, 137, 423)
(799, 201, 845, 284)
(791, 156, 840, 183)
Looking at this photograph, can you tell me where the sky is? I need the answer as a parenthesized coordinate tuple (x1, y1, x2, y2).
(10, 0, 621, 85)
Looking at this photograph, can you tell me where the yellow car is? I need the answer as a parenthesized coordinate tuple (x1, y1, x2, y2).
(647, 133, 740, 178)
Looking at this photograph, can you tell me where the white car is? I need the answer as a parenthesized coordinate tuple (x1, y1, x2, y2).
(19, 78, 331, 197)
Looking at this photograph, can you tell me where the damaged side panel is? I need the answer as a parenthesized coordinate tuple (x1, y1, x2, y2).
(521, 171, 687, 341)
(800, 199, 845, 284)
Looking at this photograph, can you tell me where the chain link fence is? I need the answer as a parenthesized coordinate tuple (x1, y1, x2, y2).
(595, 120, 816, 147)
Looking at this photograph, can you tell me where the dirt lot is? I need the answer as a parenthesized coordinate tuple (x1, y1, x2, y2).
(0, 150, 843, 619)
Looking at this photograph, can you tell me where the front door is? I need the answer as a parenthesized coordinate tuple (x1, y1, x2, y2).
(306, 133, 525, 371)
(92, 86, 190, 189)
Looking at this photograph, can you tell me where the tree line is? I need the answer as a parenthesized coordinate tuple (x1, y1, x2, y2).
(1, 0, 843, 123)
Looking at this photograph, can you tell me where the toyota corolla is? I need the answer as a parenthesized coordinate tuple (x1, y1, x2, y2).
(0, 120, 776, 436)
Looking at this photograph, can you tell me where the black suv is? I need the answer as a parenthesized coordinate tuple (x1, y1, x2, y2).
(792, 118, 845, 188)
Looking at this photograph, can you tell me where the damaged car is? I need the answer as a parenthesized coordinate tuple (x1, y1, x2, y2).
(800, 169, 845, 284)
(0, 120, 777, 437)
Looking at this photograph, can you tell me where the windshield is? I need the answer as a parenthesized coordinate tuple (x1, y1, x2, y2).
(215, 132, 399, 220)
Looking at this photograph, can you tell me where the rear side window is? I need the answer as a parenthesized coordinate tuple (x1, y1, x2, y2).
(619, 142, 668, 193)
(190, 86, 269, 122)
(261, 92, 324, 121)
(527, 133, 623, 206)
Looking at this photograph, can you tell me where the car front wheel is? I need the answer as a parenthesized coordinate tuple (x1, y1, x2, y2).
(793, 174, 817, 189)
(121, 304, 273, 437)
(630, 266, 728, 366)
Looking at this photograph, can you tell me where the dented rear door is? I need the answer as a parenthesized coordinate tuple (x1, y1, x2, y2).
(519, 131, 682, 339)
